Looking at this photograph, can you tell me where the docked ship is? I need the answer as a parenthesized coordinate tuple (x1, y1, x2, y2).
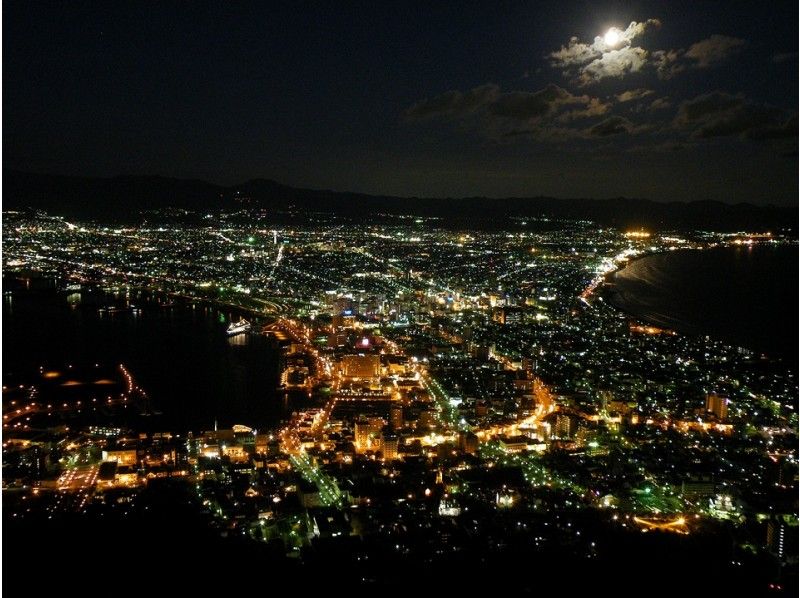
(227, 318, 252, 336)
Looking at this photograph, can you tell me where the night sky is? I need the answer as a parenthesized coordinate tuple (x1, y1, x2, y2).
(4, 1, 798, 204)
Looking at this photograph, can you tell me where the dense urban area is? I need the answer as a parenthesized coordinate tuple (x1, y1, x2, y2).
(3, 207, 797, 591)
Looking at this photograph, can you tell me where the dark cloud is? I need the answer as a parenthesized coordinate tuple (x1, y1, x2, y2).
(556, 98, 610, 122)
(652, 49, 685, 79)
(404, 84, 500, 120)
(685, 35, 746, 67)
(676, 92, 796, 140)
(488, 84, 573, 120)
(676, 92, 744, 123)
(627, 140, 688, 153)
(405, 83, 617, 141)
(588, 116, 633, 137)
(772, 52, 798, 63)
(744, 116, 798, 140)
(404, 81, 667, 144)
(694, 105, 775, 138)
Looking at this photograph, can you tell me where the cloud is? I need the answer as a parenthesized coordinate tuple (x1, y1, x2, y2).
(588, 116, 633, 137)
(772, 52, 798, 63)
(556, 97, 610, 122)
(487, 84, 575, 120)
(675, 91, 744, 123)
(745, 117, 798, 140)
(405, 83, 606, 126)
(549, 36, 600, 67)
(627, 140, 688, 153)
(694, 106, 774, 138)
(404, 84, 500, 120)
(685, 35, 746, 67)
(405, 83, 629, 142)
(651, 49, 685, 79)
(622, 19, 663, 39)
(675, 91, 745, 124)
(548, 19, 661, 84)
(616, 88, 654, 103)
(405, 83, 596, 125)
(580, 47, 649, 84)
(549, 21, 748, 84)
(648, 97, 671, 111)
(675, 91, 796, 140)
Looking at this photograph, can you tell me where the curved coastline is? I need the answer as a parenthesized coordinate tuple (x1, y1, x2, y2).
(601, 247, 701, 332)
(600, 244, 798, 362)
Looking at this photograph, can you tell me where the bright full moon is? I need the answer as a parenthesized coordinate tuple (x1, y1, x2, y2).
(604, 28, 620, 47)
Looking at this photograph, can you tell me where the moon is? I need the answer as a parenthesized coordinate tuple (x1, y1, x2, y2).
(604, 28, 620, 47)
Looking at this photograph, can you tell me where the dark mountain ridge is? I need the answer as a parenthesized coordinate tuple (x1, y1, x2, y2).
(3, 170, 796, 232)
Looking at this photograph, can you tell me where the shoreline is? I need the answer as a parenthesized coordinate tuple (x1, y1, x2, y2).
(598, 243, 796, 363)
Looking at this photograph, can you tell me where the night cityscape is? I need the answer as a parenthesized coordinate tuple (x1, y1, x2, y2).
(2, 2, 798, 594)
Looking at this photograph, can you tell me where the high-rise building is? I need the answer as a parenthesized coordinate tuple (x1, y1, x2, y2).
(390, 405, 403, 430)
(554, 414, 577, 439)
(706, 394, 729, 421)
(766, 520, 786, 559)
(380, 434, 399, 460)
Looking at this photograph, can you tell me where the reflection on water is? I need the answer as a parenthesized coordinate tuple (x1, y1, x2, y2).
(227, 333, 249, 347)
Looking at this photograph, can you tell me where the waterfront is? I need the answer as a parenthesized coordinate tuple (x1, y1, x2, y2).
(608, 245, 799, 364)
(2, 286, 293, 431)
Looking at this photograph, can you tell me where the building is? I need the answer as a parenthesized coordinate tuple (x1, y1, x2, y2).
(554, 414, 577, 439)
(341, 354, 381, 379)
(457, 431, 479, 454)
(390, 405, 404, 430)
(498, 435, 529, 453)
(681, 474, 715, 498)
(493, 307, 523, 325)
(766, 520, 786, 560)
(101, 448, 138, 466)
(334, 296, 354, 315)
(221, 444, 249, 462)
(706, 393, 729, 421)
(380, 434, 399, 460)
(327, 332, 347, 348)
(354, 416, 384, 452)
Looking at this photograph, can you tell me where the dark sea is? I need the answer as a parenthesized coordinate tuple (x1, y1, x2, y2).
(1, 287, 301, 432)
(608, 244, 799, 364)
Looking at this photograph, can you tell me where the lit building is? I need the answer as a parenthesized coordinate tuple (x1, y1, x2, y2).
(354, 416, 384, 452)
(493, 307, 523, 325)
(706, 393, 729, 421)
(341, 354, 381, 379)
(554, 414, 577, 439)
(498, 435, 529, 453)
(101, 448, 138, 466)
(221, 444, 249, 462)
(380, 434, 399, 460)
(766, 520, 786, 560)
(390, 405, 403, 430)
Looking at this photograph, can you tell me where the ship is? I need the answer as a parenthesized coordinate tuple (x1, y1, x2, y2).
(227, 318, 252, 336)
